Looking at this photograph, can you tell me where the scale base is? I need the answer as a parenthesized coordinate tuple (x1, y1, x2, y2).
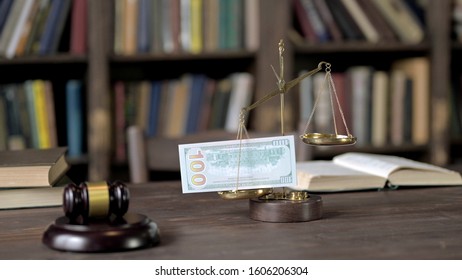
(42, 212, 160, 252)
(249, 194, 322, 223)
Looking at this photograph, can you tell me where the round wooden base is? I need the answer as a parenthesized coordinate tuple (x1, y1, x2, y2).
(249, 194, 323, 223)
(42, 213, 160, 252)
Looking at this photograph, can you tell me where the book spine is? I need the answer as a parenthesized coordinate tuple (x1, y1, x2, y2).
(371, 71, 389, 147)
(0, 0, 26, 57)
(180, 0, 191, 52)
(389, 69, 406, 145)
(44, 81, 57, 147)
(136, 0, 151, 53)
(301, 0, 330, 42)
(371, 0, 424, 43)
(209, 78, 231, 130)
(126, 125, 148, 183)
(0, 0, 14, 34)
(325, 0, 364, 41)
(24, 80, 39, 149)
(312, 0, 343, 42)
(24, 0, 51, 55)
(298, 70, 313, 123)
(340, 0, 380, 43)
(48, 0, 71, 53)
(159, 0, 173, 53)
(123, 0, 138, 55)
(5, 0, 34, 59)
(3, 84, 26, 150)
(225, 72, 254, 132)
(190, 0, 203, 53)
(348, 66, 373, 146)
(114, 81, 126, 163)
(32, 80, 51, 149)
(146, 81, 162, 137)
(225, 0, 243, 49)
(66, 80, 84, 157)
(70, 0, 87, 54)
(14, 0, 40, 57)
(0, 90, 7, 151)
(38, 0, 69, 54)
(185, 74, 207, 134)
(113, 0, 125, 54)
(203, 0, 219, 51)
(312, 72, 332, 134)
(293, 0, 318, 42)
(135, 80, 151, 132)
(244, 0, 259, 50)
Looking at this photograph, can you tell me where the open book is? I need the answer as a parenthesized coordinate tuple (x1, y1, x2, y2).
(295, 152, 462, 192)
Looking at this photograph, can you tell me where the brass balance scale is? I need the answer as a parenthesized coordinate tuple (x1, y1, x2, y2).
(218, 40, 356, 222)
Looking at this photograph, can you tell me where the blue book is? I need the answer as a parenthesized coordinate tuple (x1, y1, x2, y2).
(137, 0, 151, 53)
(3, 85, 22, 137)
(0, 0, 14, 34)
(39, 0, 71, 54)
(24, 80, 39, 149)
(66, 80, 83, 157)
(185, 75, 207, 134)
(146, 81, 162, 137)
(3, 84, 26, 149)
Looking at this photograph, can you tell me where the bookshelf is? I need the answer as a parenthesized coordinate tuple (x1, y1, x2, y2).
(0, 0, 459, 182)
(287, 0, 453, 168)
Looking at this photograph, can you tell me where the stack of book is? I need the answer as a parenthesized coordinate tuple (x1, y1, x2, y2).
(298, 57, 429, 148)
(0, 147, 70, 210)
(112, 0, 259, 55)
(0, 80, 58, 151)
(113, 72, 254, 162)
(0, 0, 86, 59)
(293, 0, 426, 44)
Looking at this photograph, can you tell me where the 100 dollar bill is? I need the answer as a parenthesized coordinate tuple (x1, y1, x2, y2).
(178, 135, 297, 193)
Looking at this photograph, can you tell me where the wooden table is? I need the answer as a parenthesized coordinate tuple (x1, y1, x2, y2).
(1, 182, 462, 259)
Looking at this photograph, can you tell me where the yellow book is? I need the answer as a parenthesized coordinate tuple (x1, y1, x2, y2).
(124, 0, 138, 54)
(190, 0, 203, 53)
(32, 80, 51, 148)
(113, 0, 126, 54)
(203, 0, 219, 51)
(392, 57, 430, 145)
(165, 75, 192, 138)
(44, 81, 57, 147)
(15, 0, 40, 57)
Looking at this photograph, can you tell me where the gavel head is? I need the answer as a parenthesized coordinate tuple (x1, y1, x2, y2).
(63, 180, 129, 222)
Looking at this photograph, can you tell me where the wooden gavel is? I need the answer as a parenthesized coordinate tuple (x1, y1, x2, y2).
(63, 180, 129, 221)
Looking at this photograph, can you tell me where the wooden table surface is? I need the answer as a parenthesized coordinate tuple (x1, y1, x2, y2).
(1, 182, 462, 259)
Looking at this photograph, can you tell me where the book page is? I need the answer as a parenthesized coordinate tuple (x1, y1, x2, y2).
(297, 160, 372, 177)
(295, 160, 386, 192)
(332, 152, 453, 178)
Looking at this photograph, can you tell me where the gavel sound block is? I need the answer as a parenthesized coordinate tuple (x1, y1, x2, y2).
(42, 181, 160, 252)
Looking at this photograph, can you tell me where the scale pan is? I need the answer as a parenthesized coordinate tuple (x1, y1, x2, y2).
(218, 189, 273, 200)
(300, 133, 357, 146)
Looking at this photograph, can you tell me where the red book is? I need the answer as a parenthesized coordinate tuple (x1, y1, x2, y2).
(70, 0, 87, 54)
(293, 0, 318, 42)
(331, 72, 350, 136)
(114, 81, 126, 163)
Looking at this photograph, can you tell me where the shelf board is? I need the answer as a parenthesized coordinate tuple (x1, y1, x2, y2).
(293, 41, 430, 54)
(110, 50, 256, 63)
(451, 42, 462, 50)
(0, 54, 87, 65)
(312, 143, 429, 159)
(109, 51, 257, 80)
(0, 54, 88, 82)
